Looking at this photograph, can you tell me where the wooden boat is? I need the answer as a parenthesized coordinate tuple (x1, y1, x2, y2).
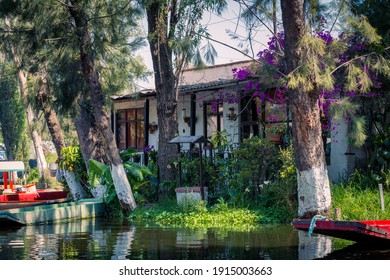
(0, 161, 69, 210)
(0, 198, 71, 210)
(293, 217, 390, 244)
(0, 198, 106, 227)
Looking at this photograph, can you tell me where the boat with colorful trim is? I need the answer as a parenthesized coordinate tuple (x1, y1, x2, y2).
(293, 217, 390, 244)
(0, 161, 69, 210)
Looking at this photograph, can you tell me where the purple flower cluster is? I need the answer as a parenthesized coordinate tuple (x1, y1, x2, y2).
(232, 67, 252, 80)
(144, 145, 155, 152)
(316, 30, 333, 45)
(257, 32, 285, 70)
(199, 28, 385, 142)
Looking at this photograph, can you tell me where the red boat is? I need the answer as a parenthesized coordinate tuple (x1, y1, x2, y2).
(0, 161, 69, 210)
(293, 218, 390, 244)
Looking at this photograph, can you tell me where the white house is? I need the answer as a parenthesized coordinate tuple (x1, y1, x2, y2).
(111, 61, 364, 182)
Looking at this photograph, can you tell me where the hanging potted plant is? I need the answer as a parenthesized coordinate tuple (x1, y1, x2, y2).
(265, 123, 286, 144)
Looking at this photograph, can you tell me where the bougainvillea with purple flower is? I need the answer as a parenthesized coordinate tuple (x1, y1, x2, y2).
(222, 27, 386, 146)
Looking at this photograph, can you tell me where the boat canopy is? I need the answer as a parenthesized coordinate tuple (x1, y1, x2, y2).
(0, 161, 25, 172)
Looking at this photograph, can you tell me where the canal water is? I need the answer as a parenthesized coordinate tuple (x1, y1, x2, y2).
(1, 218, 389, 260)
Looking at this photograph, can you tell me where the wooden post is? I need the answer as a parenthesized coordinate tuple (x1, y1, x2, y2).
(199, 143, 205, 201)
(177, 144, 182, 189)
(334, 208, 341, 220)
(3, 172, 8, 189)
(144, 99, 150, 166)
(379, 184, 385, 212)
(190, 94, 196, 136)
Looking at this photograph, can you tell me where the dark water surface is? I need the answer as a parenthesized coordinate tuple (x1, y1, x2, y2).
(0, 218, 389, 260)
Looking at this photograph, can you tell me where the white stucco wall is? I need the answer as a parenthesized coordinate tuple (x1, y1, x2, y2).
(177, 89, 241, 151)
(327, 119, 356, 182)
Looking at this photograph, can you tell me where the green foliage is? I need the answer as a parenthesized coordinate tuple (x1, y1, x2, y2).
(350, 0, 390, 44)
(209, 129, 229, 149)
(372, 127, 390, 176)
(45, 153, 58, 164)
(230, 136, 277, 199)
(255, 144, 297, 219)
(331, 170, 390, 220)
(330, 98, 367, 147)
(128, 196, 294, 229)
(26, 167, 39, 183)
(128, 199, 259, 229)
(0, 61, 29, 162)
(265, 123, 287, 135)
(180, 153, 210, 187)
(88, 159, 111, 188)
(58, 146, 82, 172)
(88, 157, 158, 205)
(119, 148, 139, 162)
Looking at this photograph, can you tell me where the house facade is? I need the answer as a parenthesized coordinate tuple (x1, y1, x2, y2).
(111, 61, 364, 182)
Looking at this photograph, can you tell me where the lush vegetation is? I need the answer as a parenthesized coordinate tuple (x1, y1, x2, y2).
(125, 171, 390, 229)
(331, 171, 390, 220)
(127, 198, 293, 230)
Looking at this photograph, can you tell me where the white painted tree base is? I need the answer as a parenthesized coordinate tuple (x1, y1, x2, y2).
(298, 231, 332, 259)
(63, 170, 87, 201)
(111, 164, 137, 210)
(297, 164, 331, 217)
(88, 184, 107, 199)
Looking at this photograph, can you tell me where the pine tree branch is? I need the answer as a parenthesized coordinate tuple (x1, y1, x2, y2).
(87, 0, 132, 22)
(199, 33, 258, 64)
(56, 0, 73, 8)
(235, 0, 283, 51)
(330, 46, 390, 75)
(327, 0, 345, 41)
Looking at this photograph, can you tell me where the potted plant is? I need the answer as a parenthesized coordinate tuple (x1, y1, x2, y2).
(265, 123, 286, 144)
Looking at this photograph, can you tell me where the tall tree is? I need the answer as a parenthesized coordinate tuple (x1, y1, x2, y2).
(280, 0, 331, 218)
(144, 0, 226, 186)
(36, 68, 66, 159)
(1, 0, 146, 211)
(277, 0, 390, 217)
(0, 60, 29, 161)
(65, 0, 138, 212)
(3, 16, 48, 176)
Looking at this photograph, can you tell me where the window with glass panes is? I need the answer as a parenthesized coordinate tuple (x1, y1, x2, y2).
(116, 108, 144, 151)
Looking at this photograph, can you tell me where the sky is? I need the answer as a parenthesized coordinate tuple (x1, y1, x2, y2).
(135, 0, 272, 90)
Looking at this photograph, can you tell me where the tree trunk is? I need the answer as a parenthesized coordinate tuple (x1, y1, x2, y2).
(36, 72, 90, 200)
(5, 17, 47, 177)
(68, 1, 136, 213)
(74, 100, 106, 170)
(146, 3, 179, 186)
(62, 170, 87, 201)
(37, 73, 66, 159)
(19, 71, 48, 177)
(74, 100, 107, 198)
(280, 0, 331, 218)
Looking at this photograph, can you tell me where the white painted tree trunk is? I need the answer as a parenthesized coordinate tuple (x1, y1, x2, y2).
(30, 123, 48, 177)
(111, 164, 137, 210)
(87, 184, 106, 199)
(297, 163, 331, 217)
(62, 170, 87, 201)
(298, 231, 333, 259)
(112, 226, 136, 260)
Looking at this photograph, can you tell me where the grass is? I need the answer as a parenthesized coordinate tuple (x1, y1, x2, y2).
(331, 183, 390, 220)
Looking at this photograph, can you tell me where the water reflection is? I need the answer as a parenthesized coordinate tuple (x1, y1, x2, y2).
(0, 219, 389, 260)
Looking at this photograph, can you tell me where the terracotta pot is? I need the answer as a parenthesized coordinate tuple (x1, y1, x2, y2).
(267, 133, 281, 144)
